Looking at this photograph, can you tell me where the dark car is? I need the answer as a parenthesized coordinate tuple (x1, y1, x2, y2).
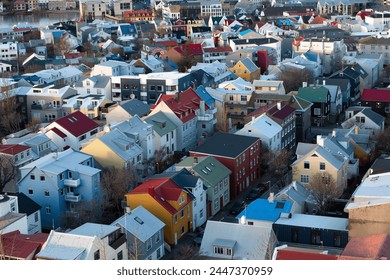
(229, 202, 244, 215)
(245, 190, 261, 201)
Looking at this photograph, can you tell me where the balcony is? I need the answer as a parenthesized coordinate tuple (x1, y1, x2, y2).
(65, 192, 82, 202)
(197, 113, 214, 121)
(64, 178, 80, 187)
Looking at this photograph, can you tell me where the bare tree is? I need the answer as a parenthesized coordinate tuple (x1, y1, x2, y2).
(54, 35, 71, 57)
(306, 172, 341, 215)
(277, 68, 314, 93)
(0, 80, 23, 135)
(25, 118, 43, 133)
(0, 154, 16, 194)
(268, 149, 293, 190)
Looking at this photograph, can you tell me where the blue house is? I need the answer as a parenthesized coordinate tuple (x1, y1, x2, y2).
(273, 213, 349, 248)
(236, 198, 293, 227)
(18, 149, 102, 230)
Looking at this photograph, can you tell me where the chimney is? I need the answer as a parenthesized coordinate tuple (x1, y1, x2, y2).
(292, 181, 297, 190)
(125, 206, 131, 214)
(251, 116, 255, 123)
(200, 100, 205, 115)
(193, 156, 198, 164)
(268, 192, 274, 203)
(323, 79, 326, 86)
(302, 82, 307, 88)
(277, 102, 281, 110)
(355, 126, 359, 135)
(332, 130, 337, 137)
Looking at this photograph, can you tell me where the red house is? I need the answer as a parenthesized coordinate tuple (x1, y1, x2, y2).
(190, 132, 260, 199)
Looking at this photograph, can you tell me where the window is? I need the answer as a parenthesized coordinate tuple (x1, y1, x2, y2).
(157, 248, 161, 259)
(311, 230, 321, 245)
(155, 232, 161, 243)
(117, 251, 123, 260)
(313, 108, 321, 116)
(147, 239, 152, 250)
(320, 162, 326, 171)
(180, 209, 184, 218)
(304, 161, 310, 169)
(44, 190, 50, 197)
(214, 199, 219, 211)
(29, 189, 33, 195)
(291, 228, 298, 243)
(45, 205, 51, 214)
(248, 221, 254, 225)
(241, 95, 247, 102)
(181, 226, 185, 235)
(301, 174, 309, 184)
(200, 209, 204, 218)
(30, 174, 35, 180)
(34, 212, 39, 222)
(174, 215, 178, 224)
(94, 250, 100, 260)
(334, 233, 341, 247)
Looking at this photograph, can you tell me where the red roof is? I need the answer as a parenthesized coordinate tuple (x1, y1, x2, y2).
(48, 111, 99, 137)
(130, 178, 192, 215)
(154, 87, 209, 123)
(357, 11, 372, 20)
(362, 88, 390, 102)
(339, 234, 390, 260)
(174, 44, 203, 56)
(310, 15, 327, 24)
(203, 46, 232, 53)
(154, 40, 178, 48)
(13, 27, 31, 32)
(0, 144, 30, 155)
(292, 36, 304, 47)
(50, 127, 67, 138)
(0, 230, 48, 260)
(268, 103, 296, 121)
(276, 249, 338, 260)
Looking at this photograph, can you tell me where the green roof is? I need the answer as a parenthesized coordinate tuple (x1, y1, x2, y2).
(297, 86, 329, 103)
(177, 156, 231, 187)
(144, 111, 177, 136)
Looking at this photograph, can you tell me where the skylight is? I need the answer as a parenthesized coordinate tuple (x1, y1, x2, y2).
(134, 217, 144, 225)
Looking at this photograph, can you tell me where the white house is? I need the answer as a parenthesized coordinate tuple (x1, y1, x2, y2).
(74, 75, 112, 100)
(43, 111, 100, 151)
(342, 107, 385, 135)
(91, 60, 136, 77)
(0, 39, 18, 61)
(201, 0, 222, 17)
(235, 114, 282, 154)
(0, 194, 28, 235)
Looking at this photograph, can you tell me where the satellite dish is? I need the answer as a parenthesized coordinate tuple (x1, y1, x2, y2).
(130, 93, 135, 99)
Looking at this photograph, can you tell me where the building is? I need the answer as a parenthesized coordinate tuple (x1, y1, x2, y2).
(190, 132, 260, 199)
(200, 1, 223, 17)
(342, 107, 385, 135)
(111, 206, 165, 260)
(74, 75, 112, 101)
(339, 234, 390, 260)
(112, 0, 133, 18)
(0, 194, 28, 235)
(361, 88, 390, 116)
(79, 0, 107, 21)
(43, 111, 100, 151)
(105, 99, 151, 124)
(0, 39, 18, 61)
(125, 177, 193, 246)
(357, 36, 390, 65)
(175, 156, 231, 217)
(18, 149, 102, 230)
(297, 86, 331, 127)
(229, 58, 260, 82)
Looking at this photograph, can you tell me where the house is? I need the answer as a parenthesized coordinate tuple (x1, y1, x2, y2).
(317, 78, 351, 109)
(297, 85, 331, 127)
(0, 230, 48, 260)
(81, 128, 144, 170)
(162, 44, 203, 65)
(105, 99, 151, 124)
(12, 193, 42, 234)
(43, 111, 100, 151)
(123, 9, 154, 22)
(237, 197, 293, 228)
(18, 149, 102, 230)
(26, 84, 78, 123)
(361, 88, 390, 116)
(200, 0, 222, 17)
(235, 114, 282, 154)
(0, 194, 28, 234)
(0, 39, 19, 61)
(316, 0, 368, 16)
(199, 220, 277, 260)
(74, 75, 112, 100)
(61, 94, 110, 120)
(342, 107, 385, 135)
(330, 66, 363, 102)
(0, 144, 33, 168)
(314, 82, 342, 119)
(143, 111, 178, 160)
(175, 156, 231, 217)
(190, 132, 261, 199)
(129, 52, 165, 74)
(291, 141, 349, 194)
(153, 169, 207, 229)
(112, 0, 133, 18)
(339, 234, 390, 260)
(273, 213, 349, 248)
(125, 177, 193, 246)
(273, 245, 339, 260)
(281, 52, 322, 78)
(91, 60, 135, 77)
(274, 181, 318, 215)
(229, 58, 260, 82)
(79, 0, 107, 21)
(111, 206, 165, 260)
(357, 36, 390, 65)
(149, 87, 214, 152)
(202, 46, 232, 64)
(36, 223, 127, 260)
(345, 168, 390, 238)
(190, 61, 235, 86)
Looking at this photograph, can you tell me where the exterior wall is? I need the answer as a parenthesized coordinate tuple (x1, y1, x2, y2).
(27, 210, 42, 234)
(230, 61, 260, 82)
(292, 152, 347, 194)
(81, 139, 125, 169)
(348, 203, 390, 239)
(357, 43, 390, 65)
(0, 40, 18, 61)
(152, 129, 177, 158)
(273, 223, 348, 248)
(111, 76, 141, 102)
(122, 229, 164, 260)
(190, 178, 207, 229)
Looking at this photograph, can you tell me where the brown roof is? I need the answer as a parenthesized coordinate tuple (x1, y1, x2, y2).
(339, 234, 390, 260)
(203, 46, 232, 53)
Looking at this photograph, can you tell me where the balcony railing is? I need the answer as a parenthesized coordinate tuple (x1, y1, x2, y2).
(64, 178, 80, 187)
(65, 192, 81, 202)
(197, 113, 214, 121)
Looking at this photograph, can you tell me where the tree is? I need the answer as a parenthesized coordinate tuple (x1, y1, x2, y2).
(54, 35, 71, 57)
(0, 80, 23, 136)
(0, 154, 16, 194)
(277, 68, 314, 93)
(267, 149, 293, 190)
(306, 172, 341, 215)
(100, 166, 138, 223)
(177, 44, 196, 73)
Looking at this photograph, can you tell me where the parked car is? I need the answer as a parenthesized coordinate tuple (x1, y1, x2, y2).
(246, 190, 261, 201)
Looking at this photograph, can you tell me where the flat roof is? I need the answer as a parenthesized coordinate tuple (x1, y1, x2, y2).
(275, 213, 348, 231)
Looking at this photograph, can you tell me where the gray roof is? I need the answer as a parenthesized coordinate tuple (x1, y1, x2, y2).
(144, 111, 177, 136)
(69, 223, 119, 239)
(74, 75, 110, 88)
(111, 206, 165, 243)
(275, 181, 312, 207)
(191, 132, 259, 158)
(111, 115, 152, 141)
(318, 78, 350, 92)
(239, 57, 259, 73)
(118, 99, 151, 117)
(360, 107, 385, 125)
(275, 213, 348, 231)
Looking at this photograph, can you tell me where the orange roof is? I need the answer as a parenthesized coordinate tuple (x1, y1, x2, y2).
(339, 234, 390, 260)
(310, 15, 327, 25)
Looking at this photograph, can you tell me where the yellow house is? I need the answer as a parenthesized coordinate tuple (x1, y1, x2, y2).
(81, 129, 143, 169)
(229, 57, 260, 82)
(291, 143, 348, 194)
(125, 177, 193, 245)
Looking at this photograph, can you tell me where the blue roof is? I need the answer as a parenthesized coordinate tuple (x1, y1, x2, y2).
(277, 19, 293, 26)
(238, 29, 253, 36)
(119, 24, 137, 35)
(236, 199, 293, 222)
(303, 51, 318, 62)
(52, 30, 65, 41)
(195, 85, 216, 109)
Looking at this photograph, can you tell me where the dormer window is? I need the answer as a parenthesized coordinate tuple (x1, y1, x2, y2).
(179, 195, 185, 204)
